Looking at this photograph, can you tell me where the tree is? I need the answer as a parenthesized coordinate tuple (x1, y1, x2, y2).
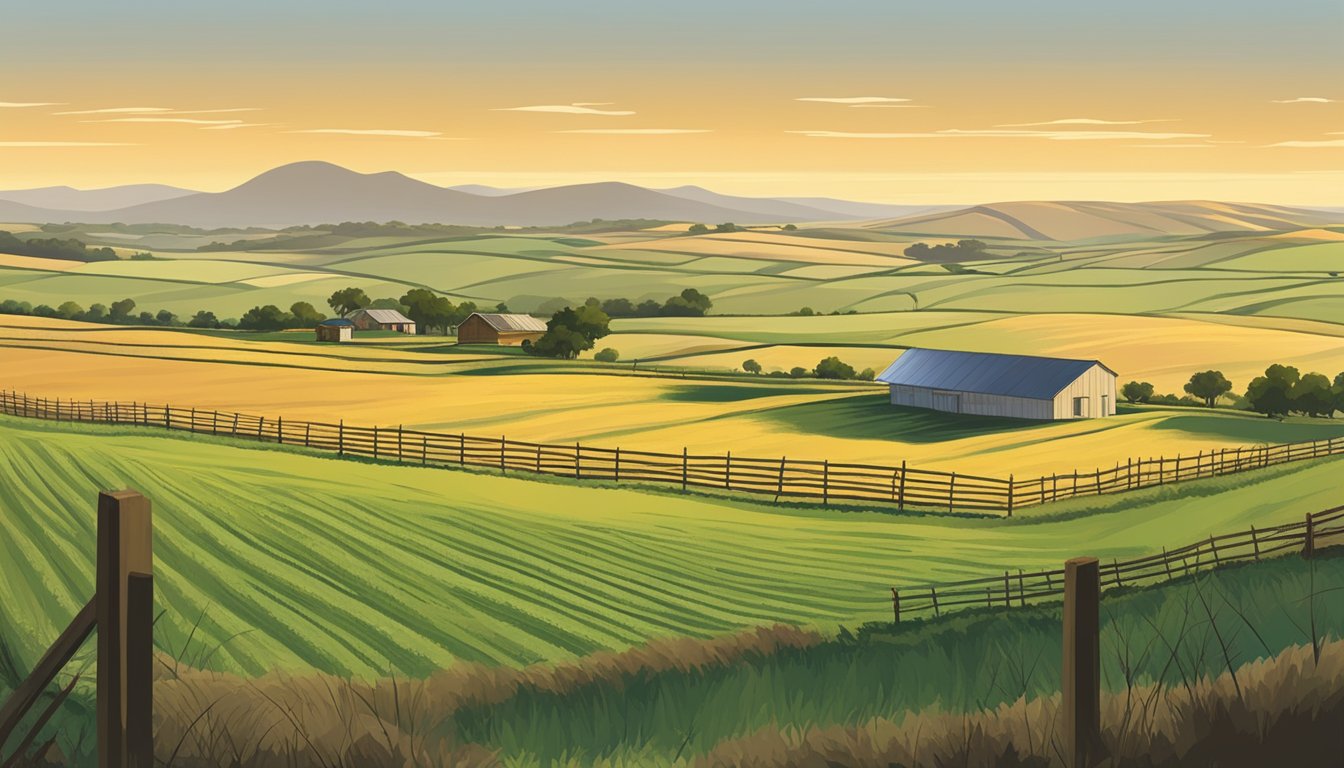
(289, 301, 325, 327)
(1291, 372, 1336, 417)
(795, 307, 815, 317)
(1246, 364, 1300, 418)
(661, 288, 713, 317)
(531, 304, 611, 358)
(601, 298, 636, 317)
(1183, 370, 1232, 408)
(789, 366, 808, 379)
(86, 303, 107, 321)
(634, 299, 663, 317)
(814, 356, 857, 380)
(399, 289, 454, 335)
(782, 224, 798, 231)
(1121, 381, 1155, 404)
(688, 223, 709, 234)
(742, 358, 762, 375)
(155, 309, 178, 326)
(238, 304, 291, 331)
(858, 367, 876, 381)
(714, 223, 738, 233)
(327, 287, 370, 316)
(56, 301, 84, 319)
(494, 302, 510, 313)
(109, 298, 136, 320)
(594, 347, 620, 363)
(188, 310, 220, 329)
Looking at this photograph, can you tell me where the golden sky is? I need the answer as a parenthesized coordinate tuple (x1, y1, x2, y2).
(2, 0, 1342, 203)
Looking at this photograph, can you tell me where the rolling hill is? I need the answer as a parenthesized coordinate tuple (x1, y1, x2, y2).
(871, 200, 1344, 241)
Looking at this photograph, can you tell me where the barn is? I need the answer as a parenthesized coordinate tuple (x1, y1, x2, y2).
(456, 313, 548, 346)
(876, 348, 1118, 420)
(315, 317, 353, 343)
(347, 308, 416, 334)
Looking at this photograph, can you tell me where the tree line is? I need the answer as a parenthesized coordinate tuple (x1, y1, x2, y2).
(742, 356, 876, 381)
(1123, 365, 1344, 418)
(0, 230, 130, 262)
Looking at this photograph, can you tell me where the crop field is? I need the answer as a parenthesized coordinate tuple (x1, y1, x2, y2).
(6, 314, 1344, 477)
(2, 413, 1342, 682)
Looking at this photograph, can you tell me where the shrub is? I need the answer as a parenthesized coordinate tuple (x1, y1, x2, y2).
(594, 348, 620, 363)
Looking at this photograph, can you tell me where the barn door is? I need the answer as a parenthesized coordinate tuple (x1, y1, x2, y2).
(932, 392, 961, 413)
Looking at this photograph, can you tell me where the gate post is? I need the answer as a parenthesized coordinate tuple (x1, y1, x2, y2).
(1062, 556, 1101, 768)
(97, 490, 154, 768)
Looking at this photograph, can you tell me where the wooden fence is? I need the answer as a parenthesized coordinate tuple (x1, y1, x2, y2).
(0, 490, 154, 768)
(889, 505, 1344, 621)
(4, 389, 1344, 516)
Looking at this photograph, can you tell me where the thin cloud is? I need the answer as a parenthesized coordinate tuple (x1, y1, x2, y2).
(496, 104, 635, 116)
(797, 97, 911, 106)
(84, 117, 246, 125)
(1270, 97, 1335, 104)
(0, 101, 65, 108)
(0, 141, 136, 147)
(1269, 139, 1344, 148)
(555, 128, 709, 135)
(288, 128, 442, 137)
(1128, 143, 1217, 149)
(997, 118, 1176, 127)
(201, 123, 273, 130)
(54, 106, 172, 115)
(789, 128, 1209, 141)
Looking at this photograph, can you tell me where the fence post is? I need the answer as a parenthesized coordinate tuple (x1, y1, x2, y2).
(1250, 525, 1260, 561)
(1062, 556, 1101, 768)
(97, 490, 153, 768)
(776, 457, 786, 501)
(163, 405, 170, 431)
(460, 433, 466, 465)
(276, 416, 283, 445)
(1304, 512, 1315, 559)
(373, 426, 379, 460)
(615, 447, 621, 482)
(502, 437, 509, 473)
(1007, 474, 1014, 518)
(947, 471, 956, 513)
(338, 420, 344, 456)
(822, 460, 830, 506)
(397, 425, 403, 462)
(898, 460, 907, 511)
(891, 588, 901, 624)
(725, 451, 731, 489)
(682, 448, 688, 492)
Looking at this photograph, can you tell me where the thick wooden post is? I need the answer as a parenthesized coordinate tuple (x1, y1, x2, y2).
(822, 460, 830, 506)
(97, 490, 153, 768)
(891, 588, 901, 624)
(1007, 474, 1014, 517)
(1062, 556, 1101, 768)
(898, 460, 907, 510)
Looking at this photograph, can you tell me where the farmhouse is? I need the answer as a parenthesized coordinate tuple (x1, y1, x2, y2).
(347, 308, 416, 334)
(315, 317, 353, 343)
(456, 312, 548, 346)
(876, 348, 1118, 420)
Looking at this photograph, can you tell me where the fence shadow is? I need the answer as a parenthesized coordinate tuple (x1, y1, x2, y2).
(757, 395, 1053, 444)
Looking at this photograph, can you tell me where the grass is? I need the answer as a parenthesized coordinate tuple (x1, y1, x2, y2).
(14, 549, 1338, 767)
(2, 412, 1343, 687)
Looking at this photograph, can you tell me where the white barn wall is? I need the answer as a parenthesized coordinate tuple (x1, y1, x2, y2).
(1050, 363, 1118, 419)
(888, 362, 1118, 421)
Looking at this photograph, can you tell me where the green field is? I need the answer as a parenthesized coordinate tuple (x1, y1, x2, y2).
(2, 413, 1342, 682)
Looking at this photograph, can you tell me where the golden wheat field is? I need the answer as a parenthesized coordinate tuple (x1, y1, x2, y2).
(4, 315, 1344, 476)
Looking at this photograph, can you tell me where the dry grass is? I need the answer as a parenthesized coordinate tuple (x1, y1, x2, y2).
(150, 625, 821, 768)
(698, 638, 1344, 768)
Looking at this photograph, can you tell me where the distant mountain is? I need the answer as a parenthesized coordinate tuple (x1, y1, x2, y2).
(869, 200, 1344, 241)
(447, 184, 537, 197)
(2, 162, 859, 228)
(0, 183, 195, 212)
(657, 186, 956, 221)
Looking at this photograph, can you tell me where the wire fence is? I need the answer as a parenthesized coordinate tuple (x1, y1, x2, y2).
(3, 389, 1343, 516)
(889, 505, 1344, 621)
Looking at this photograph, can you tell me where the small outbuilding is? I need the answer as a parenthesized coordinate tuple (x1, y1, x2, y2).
(316, 318, 354, 343)
(347, 308, 416, 334)
(456, 312, 548, 346)
(876, 348, 1118, 420)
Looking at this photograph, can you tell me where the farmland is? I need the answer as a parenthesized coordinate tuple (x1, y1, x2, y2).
(2, 412, 1343, 681)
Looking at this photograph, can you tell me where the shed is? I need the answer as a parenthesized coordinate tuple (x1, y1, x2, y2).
(876, 348, 1118, 420)
(456, 313, 548, 346)
(347, 308, 416, 334)
(316, 318, 354, 343)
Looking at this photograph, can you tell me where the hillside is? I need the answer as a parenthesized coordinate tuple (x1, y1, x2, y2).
(2, 413, 1343, 679)
(871, 200, 1344, 241)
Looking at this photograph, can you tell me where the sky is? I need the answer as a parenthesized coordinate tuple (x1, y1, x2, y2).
(2, 0, 1342, 203)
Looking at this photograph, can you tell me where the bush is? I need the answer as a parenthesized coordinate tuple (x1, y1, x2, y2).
(813, 356, 857, 380)
(594, 348, 620, 363)
(742, 359, 762, 375)
(1122, 381, 1155, 404)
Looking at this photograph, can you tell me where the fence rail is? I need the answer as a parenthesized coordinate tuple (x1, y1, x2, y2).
(4, 389, 1343, 516)
(890, 505, 1344, 620)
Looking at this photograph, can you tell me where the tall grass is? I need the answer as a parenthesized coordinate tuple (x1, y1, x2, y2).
(3, 552, 1309, 767)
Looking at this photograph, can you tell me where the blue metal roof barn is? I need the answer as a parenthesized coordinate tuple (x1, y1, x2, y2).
(876, 348, 1118, 420)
